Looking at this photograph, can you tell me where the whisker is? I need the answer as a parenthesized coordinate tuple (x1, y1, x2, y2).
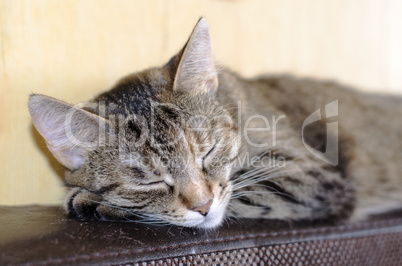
(232, 169, 300, 190)
(231, 190, 298, 202)
(84, 199, 169, 225)
(231, 165, 285, 182)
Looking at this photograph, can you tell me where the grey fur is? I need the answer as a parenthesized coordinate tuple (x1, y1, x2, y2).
(28, 18, 402, 228)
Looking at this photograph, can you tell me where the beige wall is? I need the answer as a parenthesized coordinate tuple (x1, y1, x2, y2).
(1, 0, 402, 205)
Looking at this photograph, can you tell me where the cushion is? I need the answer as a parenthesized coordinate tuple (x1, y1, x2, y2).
(1, 206, 402, 264)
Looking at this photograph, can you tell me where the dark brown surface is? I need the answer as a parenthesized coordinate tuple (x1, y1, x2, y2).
(1, 206, 402, 265)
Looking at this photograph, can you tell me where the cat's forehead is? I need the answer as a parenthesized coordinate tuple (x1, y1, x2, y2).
(92, 67, 171, 110)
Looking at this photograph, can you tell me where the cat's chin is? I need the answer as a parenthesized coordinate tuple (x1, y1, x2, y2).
(180, 198, 227, 229)
(196, 214, 225, 229)
(180, 211, 225, 229)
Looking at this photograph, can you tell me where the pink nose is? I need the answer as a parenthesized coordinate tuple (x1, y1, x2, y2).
(191, 199, 213, 216)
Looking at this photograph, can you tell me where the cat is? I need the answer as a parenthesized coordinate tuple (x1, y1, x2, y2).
(28, 18, 402, 229)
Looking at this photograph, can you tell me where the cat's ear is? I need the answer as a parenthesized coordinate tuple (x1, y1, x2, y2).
(173, 18, 218, 95)
(28, 94, 109, 170)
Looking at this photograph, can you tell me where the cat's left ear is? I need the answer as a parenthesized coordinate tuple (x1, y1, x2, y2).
(172, 18, 218, 95)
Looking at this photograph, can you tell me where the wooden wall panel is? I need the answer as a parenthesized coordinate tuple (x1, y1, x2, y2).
(1, 0, 401, 205)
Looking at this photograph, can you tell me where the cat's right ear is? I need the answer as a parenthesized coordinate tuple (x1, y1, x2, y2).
(28, 94, 109, 171)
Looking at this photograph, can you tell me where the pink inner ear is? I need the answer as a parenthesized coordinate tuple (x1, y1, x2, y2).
(47, 143, 84, 171)
(205, 76, 219, 95)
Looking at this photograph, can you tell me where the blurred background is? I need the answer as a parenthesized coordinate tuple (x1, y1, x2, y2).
(1, 0, 401, 205)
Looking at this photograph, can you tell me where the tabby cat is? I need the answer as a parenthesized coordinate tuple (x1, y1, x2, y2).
(29, 18, 402, 229)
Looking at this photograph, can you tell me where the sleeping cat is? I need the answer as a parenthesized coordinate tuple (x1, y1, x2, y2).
(29, 18, 402, 229)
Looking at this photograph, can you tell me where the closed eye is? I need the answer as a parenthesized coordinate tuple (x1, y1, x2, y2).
(202, 144, 216, 171)
(130, 167, 146, 178)
(135, 181, 173, 191)
(137, 181, 165, 186)
(203, 144, 216, 160)
(129, 167, 165, 186)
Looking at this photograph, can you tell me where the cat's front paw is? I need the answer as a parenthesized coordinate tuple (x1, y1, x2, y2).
(65, 188, 135, 221)
(65, 188, 103, 220)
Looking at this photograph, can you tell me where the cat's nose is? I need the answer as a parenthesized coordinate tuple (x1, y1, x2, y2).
(191, 199, 213, 216)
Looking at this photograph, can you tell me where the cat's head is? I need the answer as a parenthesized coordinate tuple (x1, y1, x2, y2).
(29, 18, 240, 228)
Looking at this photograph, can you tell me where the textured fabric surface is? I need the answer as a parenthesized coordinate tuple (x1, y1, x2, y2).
(136, 232, 402, 265)
(1, 206, 402, 265)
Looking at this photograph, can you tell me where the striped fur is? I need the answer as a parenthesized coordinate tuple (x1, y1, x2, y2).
(29, 18, 402, 228)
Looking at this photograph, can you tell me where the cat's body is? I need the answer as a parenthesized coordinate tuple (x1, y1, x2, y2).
(29, 19, 402, 228)
(220, 72, 402, 221)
